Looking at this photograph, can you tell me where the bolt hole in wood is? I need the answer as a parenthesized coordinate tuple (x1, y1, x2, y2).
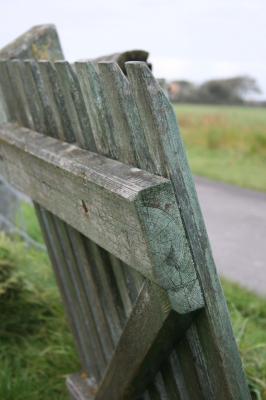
(81, 200, 89, 215)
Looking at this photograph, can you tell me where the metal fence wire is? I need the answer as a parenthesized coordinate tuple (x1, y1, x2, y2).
(0, 175, 46, 250)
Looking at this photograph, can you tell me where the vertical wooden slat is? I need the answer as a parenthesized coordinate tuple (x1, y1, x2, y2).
(34, 204, 87, 372)
(98, 61, 152, 172)
(126, 61, 250, 399)
(75, 61, 117, 158)
(8, 60, 34, 129)
(83, 238, 124, 344)
(5, 60, 28, 126)
(174, 340, 203, 400)
(37, 206, 95, 377)
(154, 372, 170, 400)
(52, 217, 106, 378)
(185, 324, 215, 399)
(19, 60, 47, 134)
(54, 61, 96, 151)
(66, 226, 114, 361)
(168, 352, 190, 400)
(160, 361, 181, 400)
(108, 254, 133, 318)
(0, 60, 19, 122)
(38, 60, 75, 143)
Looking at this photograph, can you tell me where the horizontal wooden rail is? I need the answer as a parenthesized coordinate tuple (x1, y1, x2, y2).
(0, 122, 204, 313)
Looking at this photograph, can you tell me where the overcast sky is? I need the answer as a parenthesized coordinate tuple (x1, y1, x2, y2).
(0, 0, 265, 97)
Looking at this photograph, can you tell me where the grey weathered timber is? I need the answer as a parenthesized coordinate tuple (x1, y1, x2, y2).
(0, 24, 64, 61)
(0, 25, 251, 400)
(75, 61, 118, 159)
(0, 123, 204, 314)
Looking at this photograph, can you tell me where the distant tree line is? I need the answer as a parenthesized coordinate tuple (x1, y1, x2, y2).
(168, 76, 262, 105)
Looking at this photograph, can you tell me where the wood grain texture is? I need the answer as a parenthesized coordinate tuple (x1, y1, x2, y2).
(7, 60, 34, 128)
(75, 61, 118, 159)
(34, 203, 87, 373)
(54, 61, 96, 151)
(38, 60, 75, 142)
(126, 61, 250, 399)
(0, 60, 18, 122)
(98, 61, 152, 172)
(66, 227, 114, 361)
(0, 123, 204, 314)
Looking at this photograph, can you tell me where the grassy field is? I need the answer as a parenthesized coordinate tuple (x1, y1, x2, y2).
(0, 204, 265, 399)
(173, 104, 266, 192)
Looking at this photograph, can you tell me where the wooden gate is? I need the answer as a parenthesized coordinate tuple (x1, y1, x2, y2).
(0, 25, 251, 399)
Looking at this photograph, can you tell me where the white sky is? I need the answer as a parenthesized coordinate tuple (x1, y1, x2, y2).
(0, 0, 265, 97)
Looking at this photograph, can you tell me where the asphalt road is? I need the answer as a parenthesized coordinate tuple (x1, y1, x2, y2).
(194, 176, 266, 295)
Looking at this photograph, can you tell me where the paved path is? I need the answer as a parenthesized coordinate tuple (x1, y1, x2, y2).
(194, 176, 266, 295)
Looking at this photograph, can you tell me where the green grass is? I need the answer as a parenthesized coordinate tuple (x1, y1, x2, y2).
(0, 233, 80, 400)
(173, 104, 266, 191)
(15, 202, 44, 245)
(222, 278, 266, 399)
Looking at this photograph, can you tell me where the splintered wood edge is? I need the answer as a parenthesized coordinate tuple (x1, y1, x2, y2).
(0, 123, 204, 313)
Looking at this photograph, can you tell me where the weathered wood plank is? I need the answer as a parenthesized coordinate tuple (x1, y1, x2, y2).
(108, 254, 133, 318)
(54, 61, 96, 151)
(75, 61, 117, 158)
(66, 227, 114, 360)
(7, 60, 34, 128)
(168, 352, 190, 400)
(153, 372, 170, 400)
(53, 217, 107, 378)
(98, 61, 152, 172)
(24, 59, 58, 136)
(34, 204, 87, 373)
(0, 24, 64, 61)
(13, 59, 46, 134)
(83, 238, 124, 344)
(38, 60, 75, 142)
(126, 61, 251, 398)
(6, 61, 33, 128)
(0, 60, 19, 122)
(36, 205, 95, 376)
(95, 280, 199, 400)
(0, 123, 204, 313)
(160, 361, 181, 400)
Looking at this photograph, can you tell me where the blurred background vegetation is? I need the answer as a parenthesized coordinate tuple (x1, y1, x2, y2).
(174, 104, 266, 192)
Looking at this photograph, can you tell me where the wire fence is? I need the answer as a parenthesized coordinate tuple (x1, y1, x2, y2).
(0, 175, 47, 251)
